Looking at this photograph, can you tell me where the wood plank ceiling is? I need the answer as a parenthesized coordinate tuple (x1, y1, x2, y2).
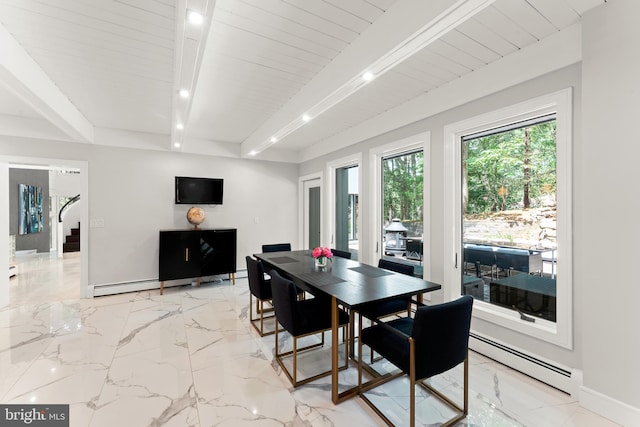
(0, 0, 175, 133)
(0, 0, 605, 161)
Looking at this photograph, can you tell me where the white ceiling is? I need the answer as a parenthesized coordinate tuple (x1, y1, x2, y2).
(0, 0, 605, 162)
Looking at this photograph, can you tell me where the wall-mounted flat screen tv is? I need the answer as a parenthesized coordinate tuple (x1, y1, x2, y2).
(175, 176, 224, 205)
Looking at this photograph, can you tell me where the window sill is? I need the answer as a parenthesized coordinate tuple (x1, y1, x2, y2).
(472, 299, 571, 349)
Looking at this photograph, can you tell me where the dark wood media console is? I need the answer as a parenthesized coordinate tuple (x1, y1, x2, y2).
(159, 228, 237, 295)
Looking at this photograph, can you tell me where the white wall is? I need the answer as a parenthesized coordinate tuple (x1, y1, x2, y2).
(88, 143, 299, 286)
(51, 169, 82, 196)
(0, 163, 9, 308)
(50, 171, 83, 242)
(580, 0, 640, 421)
(0, 137, 299, 291)
(300, 2, 640, 423)
(301, 64, 583, 370)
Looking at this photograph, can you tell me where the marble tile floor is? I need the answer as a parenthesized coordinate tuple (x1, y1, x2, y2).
(1, 256, 620, 426)
(9, 252, 80, 306)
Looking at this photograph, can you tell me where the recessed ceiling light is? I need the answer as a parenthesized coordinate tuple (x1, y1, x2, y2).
(187, 11, 204, 26)
(362, 71, 375, 81)
(302, 114, 311, 122)
(179, 89, 190, 98)
(176, 123, 184, 130)
(270, 136, 278, 143)
(174, 142, 181, 148)
(249, 150, 257, 156)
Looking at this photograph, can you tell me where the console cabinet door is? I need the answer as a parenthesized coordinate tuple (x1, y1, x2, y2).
(159, 231, 200, 281)
(200, 229, 236, 276)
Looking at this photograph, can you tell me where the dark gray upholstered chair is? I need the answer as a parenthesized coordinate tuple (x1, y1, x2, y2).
(261, 243, 292, 253)
(358, 259, 415, 320)
(330, 248, 352, 259)
(269, 269, 349, 387)
(245, 256, 278, 336)
(358, 295, 474, 427)
(353, 259, 416, 361)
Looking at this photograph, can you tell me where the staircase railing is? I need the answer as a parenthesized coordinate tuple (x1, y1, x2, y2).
(58, 194, 80, 223)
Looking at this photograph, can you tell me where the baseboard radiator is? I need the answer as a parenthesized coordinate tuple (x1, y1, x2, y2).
(470, 332, 580, 397)
(91, 270, 247, 297)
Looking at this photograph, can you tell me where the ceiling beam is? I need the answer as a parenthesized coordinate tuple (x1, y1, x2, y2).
(299, 23, 583, 163)
(170, 0, 217, 152)
(240, 0, 495, 157)
(0, 22, 93, 144)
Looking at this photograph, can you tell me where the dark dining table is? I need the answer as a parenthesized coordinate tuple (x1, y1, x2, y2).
(255, 249, 441, 404)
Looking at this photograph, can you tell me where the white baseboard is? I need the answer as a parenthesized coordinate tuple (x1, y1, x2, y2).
(15, 249, 37, 256)
(92, 279, 164, 297)
(91, 272, 245, 297)
(469, 333, 639, 426)
(581, 385, 640, 427)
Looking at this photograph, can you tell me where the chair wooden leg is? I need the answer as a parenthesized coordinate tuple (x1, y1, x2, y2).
(259, 299, 265, 335)
(342, 322, 348, 368)
(416, 355, 469, 426)
(275, 326, 346, 388)
(249, 295, 278, 337)
(293, 336, 297, 385)
(275, 321, 279, 360)
(409, 337, 416, 427)
(357, 313, 363, 388)
(349, 310, 355, 358)
(463, 355, 469, 415)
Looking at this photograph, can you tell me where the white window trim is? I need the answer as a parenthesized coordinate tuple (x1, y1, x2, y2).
(298, 172, 322, 251)
(326, 153, 362, 254)
(1, 155, 90, 300)
(370, 132, 431, 279)
(443, 88, 573, 349)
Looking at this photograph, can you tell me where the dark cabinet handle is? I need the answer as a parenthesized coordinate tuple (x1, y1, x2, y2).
(185, 248, 189, 262)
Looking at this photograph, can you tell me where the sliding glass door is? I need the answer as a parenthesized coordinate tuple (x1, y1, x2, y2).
(303, 178, 321, 250)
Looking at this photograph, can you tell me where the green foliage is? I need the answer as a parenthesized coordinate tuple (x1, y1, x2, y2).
(383, 151, 424, 223)
(464, 121, 556, 214)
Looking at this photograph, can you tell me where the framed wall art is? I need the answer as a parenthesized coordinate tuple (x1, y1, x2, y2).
(18, 183, 43, 235)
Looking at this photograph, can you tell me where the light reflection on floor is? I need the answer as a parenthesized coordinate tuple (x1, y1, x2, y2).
(1, 253, 619, 426)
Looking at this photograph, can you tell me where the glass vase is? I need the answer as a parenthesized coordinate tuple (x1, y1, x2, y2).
(315, 257, 327, 268)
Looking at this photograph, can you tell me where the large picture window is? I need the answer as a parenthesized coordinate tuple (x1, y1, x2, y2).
(327, 154, 362, 262)
(444, 89, 572, 349)
(335, 165, 359, 260)
(461, 115, 557, 322)
(381, 150, 424, 276)
(371, 133, 429, 275)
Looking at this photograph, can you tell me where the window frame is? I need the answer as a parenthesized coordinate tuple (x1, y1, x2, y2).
(371, 132, 430, 278)
(443, 89, 573, 349)
(326, 153, 362, 257)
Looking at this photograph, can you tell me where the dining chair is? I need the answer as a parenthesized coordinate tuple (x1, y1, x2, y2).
(351, 259, 416, 361)
(362, 258, 415, 316)
(269, 269, 349, 387)
(358, 295, 474, 427)
(261, 243, 292, 253)
(330, 248, 352, 259)
(245, 256, 278, 336)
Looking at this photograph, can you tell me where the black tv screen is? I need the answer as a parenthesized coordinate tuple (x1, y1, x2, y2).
(175, 176, 223, 205)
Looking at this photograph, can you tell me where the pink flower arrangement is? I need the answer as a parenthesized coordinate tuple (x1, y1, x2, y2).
(312, 247, 333, 263)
